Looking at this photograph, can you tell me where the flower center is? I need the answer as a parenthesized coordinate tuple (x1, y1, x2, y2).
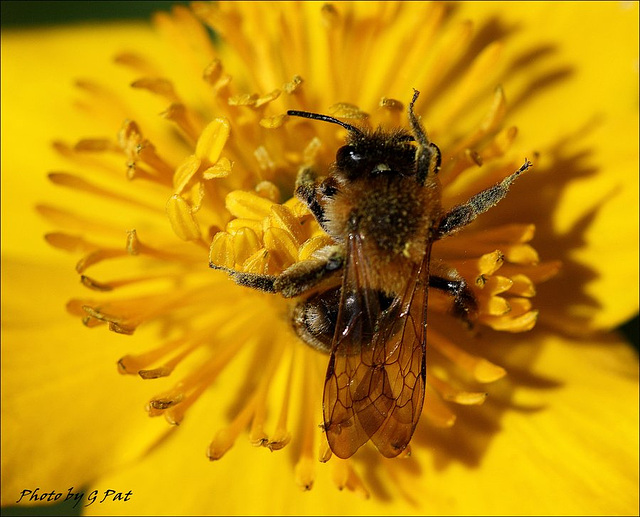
(42, 2, 563, 495)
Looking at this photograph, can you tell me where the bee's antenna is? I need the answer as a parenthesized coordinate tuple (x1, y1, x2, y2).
(287, 110, 364, 136)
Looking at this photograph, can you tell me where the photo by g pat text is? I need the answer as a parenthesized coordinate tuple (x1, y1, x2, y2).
(15, 487, 133, 508)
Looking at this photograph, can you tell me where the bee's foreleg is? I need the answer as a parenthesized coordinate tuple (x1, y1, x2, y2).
(210, 245, 344, 298)
(275, 246, 344, 297)
(437, 159, 532, 237)
(295, 166, 331, 232)
(209, 263, 278, 293)
(408, 89, 441, 186)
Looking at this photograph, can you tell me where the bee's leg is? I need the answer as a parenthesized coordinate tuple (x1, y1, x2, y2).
(275, 245, 344, 297)
(209, 263, 278, 293)
(210, 245, 344, 298)
(295, 167, 332, 232)
(429, 264, 477, 325)
(408, 89, 441, 186)
(438, 159, 532, 237)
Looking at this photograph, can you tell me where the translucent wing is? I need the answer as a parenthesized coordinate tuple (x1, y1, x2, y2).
(323, 229, 431, 459)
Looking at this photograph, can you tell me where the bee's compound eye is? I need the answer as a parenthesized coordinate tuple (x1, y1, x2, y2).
(336, 145, 363, 172)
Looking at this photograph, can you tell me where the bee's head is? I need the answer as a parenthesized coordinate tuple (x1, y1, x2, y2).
(334, 130, 416, 182)
(286, 110, 417, 183)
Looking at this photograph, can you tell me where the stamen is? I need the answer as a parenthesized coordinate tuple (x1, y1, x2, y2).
(48, 172, 162, 213)
(202, 58, 223, 85)
(427, 374, 487, 405)
(76, 248, 130, 273)
(429, 331, 507, 383)
(80, 305, 138, 335)
(479, 275, 513, 295)
(139, 339, 201, 380)
(126, 229, 139, 255)
(254, 146, 275, 176)
(161, 103, 201, 143)
(447, 250, 505, 283)
(328, 103, 369, 122)
(80, 275, 113, 292)
(72, 79, 130, 128)
(440, 41, 504, 128)
(74, 138, 119, 152)
(70, 283, 219, 333)
(254, 89, 281, 108)
(268, 205, 305, 245)
(45, 232, 95, 253)
(423, 386, 457, 428)
(255, 181, 281, 203)
(481, 309, 539, 333)
(164, 382, 208, 426)
(294, 456, 316, 492)
(442, 86, 508, 164)
(113, 51, 160, 76)
(499, 261, 562, 283)
(195, 118, 231, 164)
(209, 232, 236, 268)
(173, 155, 201, 193)
(282, 75, 304, 95)
(129, 235, 203, 264)
(332, 460, 370, 499)
(118, 120, 175, 181)
(477, 294, 511, 316)
(302, 137, 323, 165)
(224, 218, 264, 237)
(502, 244, 539, 265)
(207, 395, 257, 460)
(318, 442, 332, 463)
(226, 190, 276, 219)
(298, 235, 334, 261)
(131, 77, 180, 103)
(482, 126, 519, 161)
(294, 349, 320, 491)
(148, 392, 184, 411)
(373, 3, 445, 107)
(378, 97, 404, 128)
(264, 227, 298, 269)
(509, 274, 536, 297)
(118, 337, 186, 374)
(203, 157, 233, 181)
(154, 6, 216, 71)
(437, 241, 539, 265)
(228, 93, 259, 107)
(166, 194, 203, 242)
(156, 311, 264, 426)
(415, 18, 473, 105)
(249, 342, 285, 447)
(232, 228, 262, 267)
(259, 115, 287, 129)
(473, 223, 536, 243)
(267, 344, 296, 452)
(36, 205, 124, 235)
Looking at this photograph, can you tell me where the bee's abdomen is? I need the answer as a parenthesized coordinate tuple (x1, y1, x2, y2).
(292, 287, 397, 355)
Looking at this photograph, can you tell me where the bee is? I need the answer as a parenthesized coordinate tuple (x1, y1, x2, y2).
(211, 90, 530, 459)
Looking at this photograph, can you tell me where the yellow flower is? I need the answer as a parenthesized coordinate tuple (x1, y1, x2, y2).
(2, 2, 638, 515)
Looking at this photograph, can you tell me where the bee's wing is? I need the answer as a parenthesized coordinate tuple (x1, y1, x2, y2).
(323, 230, 431, 459)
